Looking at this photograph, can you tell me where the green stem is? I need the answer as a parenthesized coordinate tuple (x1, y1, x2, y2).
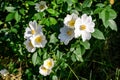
(68, 65, 79, 80)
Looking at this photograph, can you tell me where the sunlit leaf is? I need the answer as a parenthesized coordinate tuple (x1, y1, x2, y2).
(5, 12, 15, 21)
(92, 29, 105, 40)
(52, 75, 58, 80)
(5, 7, 15, 12)
(82, 0, 92, 8)
(15, 11, 21, 23)
(49, 17, 57, 25)
(99, 9, 109, 28)
(32, 52, 37, 66)
(25, 1, 35, 5)
(47, 9, 59, 16)
(49, 33, 58, 44)
(108, 20, 117, 31)
(107, 8, 117, 20)
(74, 45, 84, 62)
(80, 41, 90, 49)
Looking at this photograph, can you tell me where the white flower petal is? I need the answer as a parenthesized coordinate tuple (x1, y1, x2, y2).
(85, 16, 92, 24)
(86, 22, 95, 32)
(0, 69, 9, 76)
(74, 29, 82, 38)
(58, 26, 74, 45)
(35, 1, 47, 12)
(24, 27, 32, 39)
(71, 13, 78, 20)
(39, 65, 51, 76)
(74, 14, 95, 41)
(30, 33, 47, 48)
(81, 14, 87, 23)
(81, 31, 91, 42)
(24, 39, 36, 52)
(29, 20, 37, 30)
(24, 20, 43, 39)
(43, 58, 54, 70)
(64, 13, 78, 28)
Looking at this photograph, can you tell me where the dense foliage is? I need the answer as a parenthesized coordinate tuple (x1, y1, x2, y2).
(0, 0, 120, 80)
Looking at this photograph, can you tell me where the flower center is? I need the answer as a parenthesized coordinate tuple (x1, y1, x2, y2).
(39, 5, 45, 10)
(80, 25, 86, 30)
(31, 30, 35, 34)
(41, 66, 47, 72)
(47, 61, 52, 67)
(68, 19, 75, 27)
(67, 30, 72, 36)
(35, 36, 42, 43)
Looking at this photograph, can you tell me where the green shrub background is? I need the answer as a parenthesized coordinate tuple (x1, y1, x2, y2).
(0, 0, 120, 80)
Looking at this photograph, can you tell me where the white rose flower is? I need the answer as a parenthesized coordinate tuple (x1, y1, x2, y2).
(64, 13, 78, 29)
(39, 65, 51, 76)
(24, 20, 42, 39)
(24, 39, 36, 52)
(58, 26, 74, 45)
(74, 14, 95, 41)
(0, 69, 9, 76)
(35, 1, 47, 12)
(30, 32, 47, 48)
(43, 58, 54, 70)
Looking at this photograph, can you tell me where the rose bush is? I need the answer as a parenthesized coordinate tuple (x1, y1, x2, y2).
(0, 0, 119, 80)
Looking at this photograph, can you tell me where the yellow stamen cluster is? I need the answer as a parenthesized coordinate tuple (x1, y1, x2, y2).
(35, 36, 42, 43)
(67, 30, 72, 36)
(80, 25, 86, 30)
(39, 5, 45, 9)
(68, 19, 75, 27)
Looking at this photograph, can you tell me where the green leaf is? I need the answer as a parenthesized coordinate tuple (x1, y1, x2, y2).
(5, 7, 15, 12)
(81, 46, 86, 55)
(94, 8, 103, 14)
(56, 0, 65, 4)
(47, 9, 59, 16)
(71, 54, 76, 62)
(19, 8, 25, 15)
(108, 20, 117, 31)
(49, 17, 57, 25)
(15, 11, 21, 23)
(32, 52, 37, 66)
(96, 3, 105, 8)
(32, 13, 44, 20)
(99, 7, 117, 28)
(52, 75, 58, 80)
(10, 27, 17, 33)
(49, 33, 58, 44)
(99, 9, 109, 28)
(25, 1, 35, 5)
(80, 41, 90, 49)
(56, 50, 63, 59)
(40, 18, 50, 26)
(74, 45, 84, 62)
(43, 51, 48, 60)
(6, 12, 15, 21)
(82, 0, 92, 8)
(107, 8, 117, 20)
(92, 29, 105, 40)
(0, 21, 3, 25)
